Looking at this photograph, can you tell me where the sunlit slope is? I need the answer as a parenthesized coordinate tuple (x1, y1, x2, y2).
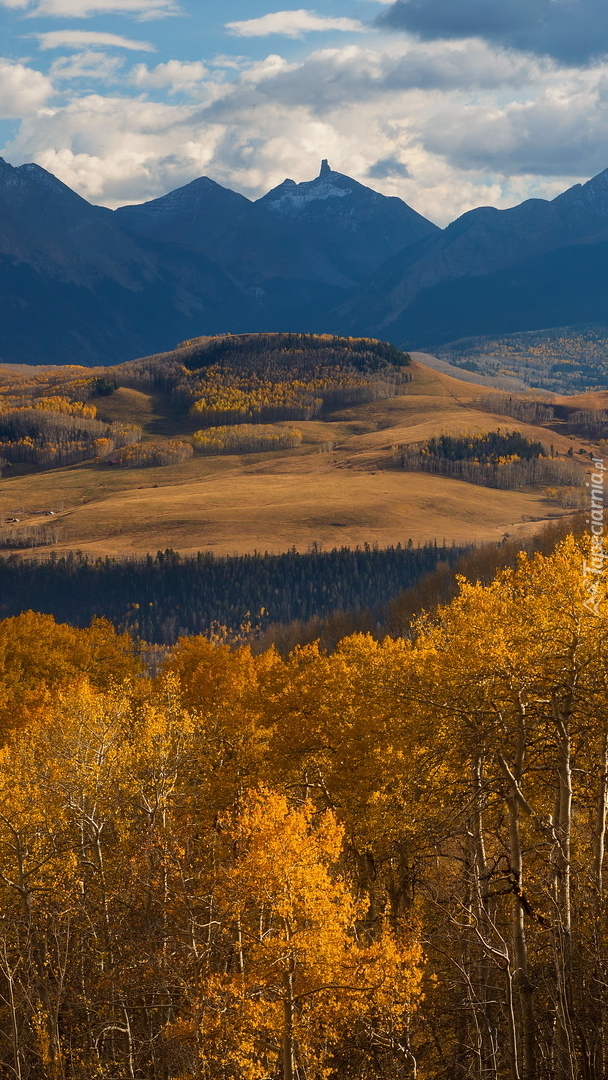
(0, 360, 585, 557)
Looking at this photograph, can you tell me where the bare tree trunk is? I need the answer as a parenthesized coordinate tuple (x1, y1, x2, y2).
(591, 728, 608, 898)
(588, 727, 608, 1080)
(470, 755, 499, 1080)
(503, 959, 521, 1080)
(498, 701, 537, 1080)
(0, 942, 23, 1080)
(506, 790, 534, 1080)
(551, 694, 575, 1080)
(282, 965, 295, 1080)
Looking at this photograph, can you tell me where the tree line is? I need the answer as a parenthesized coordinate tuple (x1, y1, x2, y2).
(564, 409, 608, 438)
(192, 424, 303, 454)
(0, 543, 461, 645)
(476, 395, 608, 442)
(178, 333, 412, 375)
(108, 439, 194, 468)
(422, 431, 546, 462)
(119, 333, 412, 427)
(476, 395, 555, 425)
(396, 430, 581, 490)
(0, 405, 140, 468)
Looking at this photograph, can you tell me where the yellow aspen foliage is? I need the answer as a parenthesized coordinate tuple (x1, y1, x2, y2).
(162, 637, 281, 817)
(0, 534, 606, 1079)
(192, 423, 302, 454)
(193, 787, 422, 1080)
(32, 397, 97, 418)
(0, 612, 140, 737)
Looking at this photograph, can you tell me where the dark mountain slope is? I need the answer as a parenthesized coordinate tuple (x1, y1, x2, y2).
(113, 170, 363, 329)
(334, 166, 608, 339)
(113, 174, 353, 290)
(342, 237, 608, 349)
(256, 159, 439, 282)
(113, 175, 251, 248)
(4, 153, 608, 366)
(113, 162, 440, 334)
(115, 161, 439, 288)
(0, 158, 250, 364)
(0, 246, 252, 366)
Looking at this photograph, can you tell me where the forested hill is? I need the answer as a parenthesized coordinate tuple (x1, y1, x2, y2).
(0, 331, 411, 474)
(121, 331, 411, 395)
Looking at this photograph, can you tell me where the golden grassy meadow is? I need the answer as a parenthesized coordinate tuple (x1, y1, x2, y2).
(0, 358, 592, 557)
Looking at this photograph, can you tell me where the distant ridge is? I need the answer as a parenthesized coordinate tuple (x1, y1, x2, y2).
(2, 157, 608, 367)
(116, 159, 438, 287)
(334, 166, 608, 348)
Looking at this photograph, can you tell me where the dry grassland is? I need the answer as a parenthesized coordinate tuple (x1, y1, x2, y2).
(0, 361, 591, 557)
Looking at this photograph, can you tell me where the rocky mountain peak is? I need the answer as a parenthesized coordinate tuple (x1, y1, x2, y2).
(116, 175, 251, 220)
(0, 158, 96, 215)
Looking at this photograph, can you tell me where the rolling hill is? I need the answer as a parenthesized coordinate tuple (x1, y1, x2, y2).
(0, 340, 590, 559)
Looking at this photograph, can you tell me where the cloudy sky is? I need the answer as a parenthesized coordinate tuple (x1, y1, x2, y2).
(1, 0, 607, 223)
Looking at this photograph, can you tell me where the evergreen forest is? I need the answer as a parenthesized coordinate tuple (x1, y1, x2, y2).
(0, 543, 460, 644)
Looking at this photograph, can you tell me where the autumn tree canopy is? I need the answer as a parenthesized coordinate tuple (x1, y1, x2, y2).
(0, 535, 605, 1080)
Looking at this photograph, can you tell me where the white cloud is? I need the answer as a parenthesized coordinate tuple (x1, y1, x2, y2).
(253, 38, 550, 109)
(226, 10, 366, 39)
(1, 0, 178, 15)
(3, 36, 608, 226)
(36, 30, 156, 51)
(238, 53, 297, 83)
(131, 59, 207, 94)
(50, 49, 125, 81)
(4, 93, 218, 203)
(0, 59, 52, 116)
(208, 55, 249, 71)
(421, 75, 608, 177)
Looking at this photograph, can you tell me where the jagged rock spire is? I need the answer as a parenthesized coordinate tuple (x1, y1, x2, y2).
(319, 159, 331, 177)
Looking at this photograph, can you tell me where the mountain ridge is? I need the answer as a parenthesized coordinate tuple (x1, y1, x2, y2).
(332, 165, 608, 349)
(2, 157, 608, 367)
(114, 159, 438, 288)
(0, 156, 253, 364)
(333, 165, 608, 342)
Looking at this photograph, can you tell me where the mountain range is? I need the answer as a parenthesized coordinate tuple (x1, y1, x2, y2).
(1, 155, 608, 365)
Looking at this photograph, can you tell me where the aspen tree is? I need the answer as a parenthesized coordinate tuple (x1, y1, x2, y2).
(194, 787, 422, 1080)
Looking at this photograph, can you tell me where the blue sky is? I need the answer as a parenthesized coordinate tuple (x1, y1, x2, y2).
(1, 0, 607, 223)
